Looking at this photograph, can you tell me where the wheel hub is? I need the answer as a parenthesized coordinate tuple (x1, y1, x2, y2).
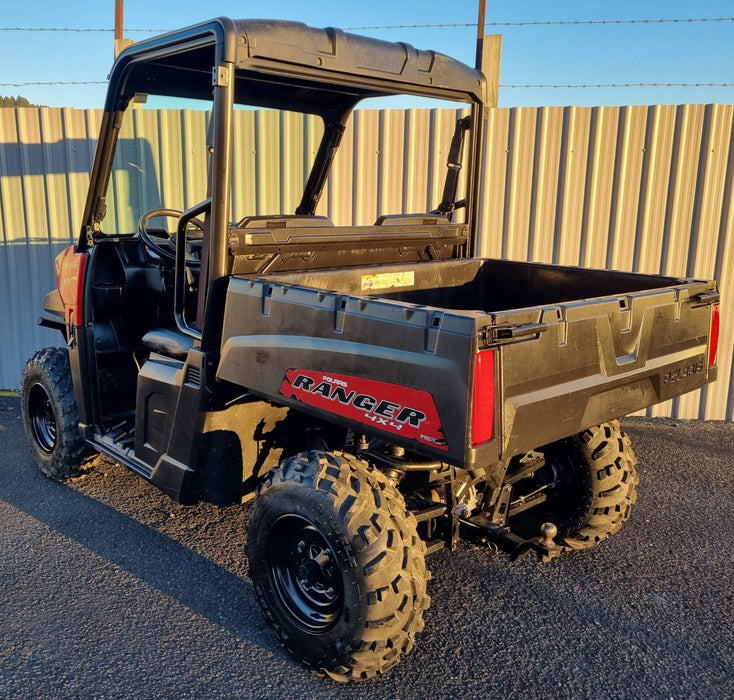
(267, 515, 344, 632)
(28, 383, 57, 454)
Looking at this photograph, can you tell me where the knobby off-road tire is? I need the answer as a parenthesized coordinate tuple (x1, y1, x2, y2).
(21, 347, 87, 479)
(511, 420, 639, 552)
(246, 450, 430, 681)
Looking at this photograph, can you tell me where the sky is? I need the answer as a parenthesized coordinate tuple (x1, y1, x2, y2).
(0, 0, 732, 109)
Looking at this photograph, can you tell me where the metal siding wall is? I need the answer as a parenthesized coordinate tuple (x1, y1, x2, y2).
(0, 108, 97, 392)
(476, 104, 734, 421)
(1, 105, 732, 423)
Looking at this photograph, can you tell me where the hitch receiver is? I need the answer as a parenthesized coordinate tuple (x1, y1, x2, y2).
(462, 514, 562, 562)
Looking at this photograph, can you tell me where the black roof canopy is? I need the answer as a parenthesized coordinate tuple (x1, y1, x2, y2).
(108, 17, 486, 115)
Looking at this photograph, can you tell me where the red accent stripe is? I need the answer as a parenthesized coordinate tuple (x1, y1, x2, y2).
(280, 370, 448, 450)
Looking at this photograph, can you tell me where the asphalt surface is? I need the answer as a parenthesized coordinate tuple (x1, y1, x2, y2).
(1, 394, 732, 699)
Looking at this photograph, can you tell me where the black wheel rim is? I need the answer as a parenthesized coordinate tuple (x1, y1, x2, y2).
(267, 514, 344, 633)
(28, 383, 57, 454)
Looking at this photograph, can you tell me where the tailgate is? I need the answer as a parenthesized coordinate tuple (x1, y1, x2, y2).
(487, 283, 719, 459)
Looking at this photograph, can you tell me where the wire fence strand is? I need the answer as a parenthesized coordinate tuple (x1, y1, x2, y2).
(1, 18, 731, 94)
(0, 27, 166, 33)
(0, 81, 107, 87)
(345, 17, 734, 30)
(0, 17, 733, 33)
(2, 80, 732, 90)
(504, 82, 734, 89)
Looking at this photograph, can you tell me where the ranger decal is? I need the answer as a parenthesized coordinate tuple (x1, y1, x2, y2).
(280, 370, 447, 450)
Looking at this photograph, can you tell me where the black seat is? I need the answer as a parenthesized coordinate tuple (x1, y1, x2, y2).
(142, 328, 194, 360)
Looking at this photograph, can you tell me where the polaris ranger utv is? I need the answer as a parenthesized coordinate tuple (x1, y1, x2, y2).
(21, 18, 720, 681)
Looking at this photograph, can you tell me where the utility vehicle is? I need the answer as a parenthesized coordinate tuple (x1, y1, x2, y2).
(21, 18, 719, 681)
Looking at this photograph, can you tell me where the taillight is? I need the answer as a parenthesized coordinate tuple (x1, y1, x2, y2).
(710, 303, 720, 367)
(471, 349, 495, 446)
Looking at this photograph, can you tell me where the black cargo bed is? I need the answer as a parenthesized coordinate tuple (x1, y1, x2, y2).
(219, 255, 716, 466)
(258, 258, 688, 314)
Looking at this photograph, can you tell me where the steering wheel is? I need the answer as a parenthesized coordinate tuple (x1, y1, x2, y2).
(137, 208, 205, 264)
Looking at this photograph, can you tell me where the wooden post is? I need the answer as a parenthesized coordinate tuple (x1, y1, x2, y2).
(482, 34, 502, 108)
(475, 0, 486, 70)
(476, 1, 502, 107)
(114, 0, 134, 58)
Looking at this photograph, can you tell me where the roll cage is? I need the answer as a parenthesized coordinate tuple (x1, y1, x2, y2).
(79, 17, 487, 352)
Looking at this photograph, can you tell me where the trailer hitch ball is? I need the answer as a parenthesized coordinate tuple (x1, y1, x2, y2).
(540, 522, 558, 549)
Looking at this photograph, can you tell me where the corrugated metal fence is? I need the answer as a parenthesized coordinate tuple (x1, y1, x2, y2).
(1, 105, 732, 421)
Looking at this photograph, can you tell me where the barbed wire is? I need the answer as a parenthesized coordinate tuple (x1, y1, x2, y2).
(504, 82, 734, 89)
(2, 17, 731, 93)
(0, 27, 166, 33)
(0, 17, 733, 33)
(0, 81, 106, 87)
(2, 80, 732, 90)
(346, 17, 734, 30)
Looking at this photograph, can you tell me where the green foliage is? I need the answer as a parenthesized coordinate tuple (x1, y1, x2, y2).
(0, 95, 40, 108)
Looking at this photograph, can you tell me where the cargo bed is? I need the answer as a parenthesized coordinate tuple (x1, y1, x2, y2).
(218, 258, 719, 467)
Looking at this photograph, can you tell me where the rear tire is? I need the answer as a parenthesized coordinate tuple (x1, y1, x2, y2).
(510, 421, 639, 551)
(21, 347, 87, 480)
(246, 450, 430, 681)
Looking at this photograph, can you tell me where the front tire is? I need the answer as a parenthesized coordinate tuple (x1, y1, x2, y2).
(246, 450, 430, 681)
(510, 420, 639, 552)
(21, 347, 87, 479)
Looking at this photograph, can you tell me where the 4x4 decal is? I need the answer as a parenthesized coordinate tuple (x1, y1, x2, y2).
(280, 369, 448, 450)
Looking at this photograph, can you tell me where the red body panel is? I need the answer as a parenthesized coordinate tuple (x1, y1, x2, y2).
(54, 245, 86, 326)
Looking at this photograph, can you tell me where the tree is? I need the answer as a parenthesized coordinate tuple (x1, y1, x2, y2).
(0, 95, 41, 108)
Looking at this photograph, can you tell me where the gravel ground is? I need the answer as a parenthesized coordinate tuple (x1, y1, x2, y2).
(1, 395, 732, 699)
